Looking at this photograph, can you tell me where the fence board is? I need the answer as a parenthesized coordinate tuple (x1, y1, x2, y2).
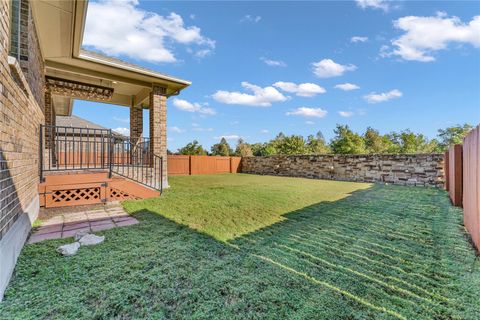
(168, 155, 190, 175)
(167, 155, 242, 175)
(463, 125, 480, 251)
(231, 157, 242, 173)
(448, 144, 463, 207)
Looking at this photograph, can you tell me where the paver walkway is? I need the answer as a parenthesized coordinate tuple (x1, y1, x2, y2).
(28, 204, 138, 244)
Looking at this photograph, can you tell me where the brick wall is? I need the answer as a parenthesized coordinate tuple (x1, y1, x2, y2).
(241, 154, 445, 188)
(0, 0, 45, 239)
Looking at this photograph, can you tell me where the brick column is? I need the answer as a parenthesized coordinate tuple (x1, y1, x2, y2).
(149, 85, 168, 188)
(44, 87, 54, 126)
(44, 88, 56, 167)
(130, 105, 143, 145)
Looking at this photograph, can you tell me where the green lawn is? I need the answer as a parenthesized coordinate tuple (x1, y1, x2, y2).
(124, 174, 371, 241)
(1, 174, 479, 319)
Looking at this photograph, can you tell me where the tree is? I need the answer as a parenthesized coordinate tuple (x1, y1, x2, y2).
(330, 125, 366, 154)
(275, 134, 308, 155)
(211, 137, 232, 156)
(178, 140, 207, 155)
(234, 139, 253, 157)
(363, 127, 393, 154)
(250, 143, 277, 156)
(397, 130, 430, 153)
(306, 131, 330, 154)
(437, 124, 473, 151)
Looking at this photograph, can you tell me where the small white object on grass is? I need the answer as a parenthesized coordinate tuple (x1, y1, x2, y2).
(57, 242, 80, 256)
(74, 230, 90, 241)
(79, 234, 105, 246)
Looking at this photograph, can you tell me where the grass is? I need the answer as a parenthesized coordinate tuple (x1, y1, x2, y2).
(123, 174, 371, 241)
(1, 174, 479, 319)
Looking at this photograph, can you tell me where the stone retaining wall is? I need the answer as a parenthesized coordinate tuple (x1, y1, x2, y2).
(241, 154, 445, 187)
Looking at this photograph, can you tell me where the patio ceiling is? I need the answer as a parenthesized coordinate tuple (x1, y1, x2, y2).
(30, 0, 190, 116)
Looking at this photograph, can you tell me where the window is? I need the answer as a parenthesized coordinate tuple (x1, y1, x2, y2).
(9, 0, 26, 61)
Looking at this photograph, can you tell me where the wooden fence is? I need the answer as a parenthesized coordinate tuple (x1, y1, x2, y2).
(168, 155, 241, 175)
(447, 145, 463, 207)
(445, 125, 480, 251)
(462, 125, 480, 250)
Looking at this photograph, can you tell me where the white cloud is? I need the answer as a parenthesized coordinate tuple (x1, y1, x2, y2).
(260, 57, 287, 67)
(195, 49, 213, 58)
(214, 135, 241, 140)
(113, 127, 130, 136)
(312, 59, 357, 78)
(113, 116, 129, 123)
(364, 89, 403, 103)
(355, 0, 390, 11)
(83, 0, 215, 63)
(338, 111, 355, 117)
(351, 36, 368, 43)
(169, 126, 185, 133)
(260, 129, 269, 134)
(273, 82, 326, 97)
(305, 121, 315, 125)
(241, 15, 261, 23)
(212, 82, 288, 107)
(286, 107, 328, 118)
(385, 13, 480, 62)
(334, 83, 360, 91)
(172, 98, 216, 115)
(192, 127, 214, 132)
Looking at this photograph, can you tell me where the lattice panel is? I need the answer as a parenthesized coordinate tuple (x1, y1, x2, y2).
(108, 188, 139, 201)
(51, 187, 101, 203)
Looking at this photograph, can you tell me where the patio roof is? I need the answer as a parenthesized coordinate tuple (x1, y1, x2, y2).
(30, 0, 190, 115)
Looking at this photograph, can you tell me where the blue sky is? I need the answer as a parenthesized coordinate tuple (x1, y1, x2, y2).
(75, 0, 480, 151)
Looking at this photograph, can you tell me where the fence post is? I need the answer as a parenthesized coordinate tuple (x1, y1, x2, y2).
(448, 144, 463, 207)
(444, 150, 449, 191)
(108, 129, 113, 178)
(189, 155, 192, 175)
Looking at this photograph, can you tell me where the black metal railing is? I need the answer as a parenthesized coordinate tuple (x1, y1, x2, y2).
(40, 125, 163, 191)
(111, 137, 163, 191)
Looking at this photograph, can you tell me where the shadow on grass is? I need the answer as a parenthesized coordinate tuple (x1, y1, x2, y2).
(1, 185, 479, 319)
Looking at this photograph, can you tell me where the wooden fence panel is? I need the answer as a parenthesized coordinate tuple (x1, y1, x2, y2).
(168, 155, 190, 175)
(167, 155, 242, 175)
(448, 144, 463, 207)
(191, 156, 217, 175)
(463, 125, 480, 251)
(231, 157, 242, 173)
(215, 157, 231, 173)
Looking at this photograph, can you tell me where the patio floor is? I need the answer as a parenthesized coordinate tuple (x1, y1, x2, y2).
(29, 204, 138, 243)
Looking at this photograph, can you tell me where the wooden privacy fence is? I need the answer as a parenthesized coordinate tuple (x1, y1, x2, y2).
(446, 145, 463, 207)
(445, 125, 480, 251)
(168, 155, 241, 175)
(462, 125, 480, 250)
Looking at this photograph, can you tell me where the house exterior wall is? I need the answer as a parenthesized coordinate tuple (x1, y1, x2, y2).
(0, 0, 45, 300)
(241, 154, 445, 188)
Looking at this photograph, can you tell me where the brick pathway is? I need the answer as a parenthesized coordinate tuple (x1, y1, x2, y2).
(28, 204, 138, 244)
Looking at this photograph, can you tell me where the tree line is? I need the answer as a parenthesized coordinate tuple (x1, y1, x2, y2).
(171, 124, 473, 157)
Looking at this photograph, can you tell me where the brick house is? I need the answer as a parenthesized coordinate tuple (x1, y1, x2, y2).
(0, 0, 190, 299)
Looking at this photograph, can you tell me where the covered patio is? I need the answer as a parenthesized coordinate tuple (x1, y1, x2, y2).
(31, 0, 191, 206)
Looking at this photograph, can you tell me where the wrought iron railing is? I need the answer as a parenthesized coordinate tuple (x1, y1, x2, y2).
(111, 137, 163, 191)
(40, 125, 162, 191)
